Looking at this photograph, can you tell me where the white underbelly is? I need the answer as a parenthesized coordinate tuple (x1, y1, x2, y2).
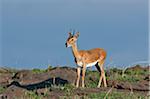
(86, 61, 98, 67)
(77, 60, 98, 67)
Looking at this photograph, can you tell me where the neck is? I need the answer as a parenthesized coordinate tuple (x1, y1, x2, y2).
(71, 43, 80, 59)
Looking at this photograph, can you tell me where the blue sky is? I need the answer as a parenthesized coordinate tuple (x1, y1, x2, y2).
(1, 0, 148, 69)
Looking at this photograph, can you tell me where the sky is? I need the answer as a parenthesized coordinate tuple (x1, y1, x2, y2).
(1, 0, 149, 69)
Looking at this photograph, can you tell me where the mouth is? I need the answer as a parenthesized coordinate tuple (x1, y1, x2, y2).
(65, 43, 71, 47)
(65, 43, 68, 47)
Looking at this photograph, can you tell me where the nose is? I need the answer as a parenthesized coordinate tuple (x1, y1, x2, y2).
(65, 43, 67, 47)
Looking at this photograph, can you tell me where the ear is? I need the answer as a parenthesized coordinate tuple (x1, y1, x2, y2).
(74, 32, 79, 38)
(68, 32, 72, 37)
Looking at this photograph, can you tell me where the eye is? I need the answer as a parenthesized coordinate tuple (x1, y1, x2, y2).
(71, 39, 74, 41)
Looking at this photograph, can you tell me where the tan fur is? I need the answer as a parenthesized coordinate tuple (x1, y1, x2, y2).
(79, 48, 106, 64)
(65, 32, 107, 88)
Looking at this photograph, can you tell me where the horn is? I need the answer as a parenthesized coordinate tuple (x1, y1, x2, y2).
(68, 32, 72, 37)
(74, 31, 80, 38)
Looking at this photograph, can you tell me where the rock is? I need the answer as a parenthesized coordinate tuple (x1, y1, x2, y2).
(144, 75, 150, 81)
(0, 68, 9, 73)
(0, 73, 12, 87)
(0, 85, 27, 99)
(6, 67, 76, 91)
(126, 65, 149, 71)
(12, 67, 76, 86)
(48, 67, 77, 84)
(114, 81, 149, 91)
(12, 70, 51, 85)
(0, 66, 149, 98)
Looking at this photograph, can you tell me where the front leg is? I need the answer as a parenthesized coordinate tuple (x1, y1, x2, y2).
(76, 67, 81, 88)
(82, 63, 86, 88)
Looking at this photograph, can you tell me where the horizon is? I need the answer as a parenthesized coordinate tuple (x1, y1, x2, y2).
(1, 0, 148, 69)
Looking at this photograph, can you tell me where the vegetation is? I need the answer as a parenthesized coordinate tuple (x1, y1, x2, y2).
(31, 65, 54, 74)
(31, 68, 47, 74)
(46, 65, 54, 71)
(107, 66, 149, 83)
(125, 68, 149, 76)
(0, 65, 149, 99)
(0, 86, 6, 94)
(117, 75, 140, 83)
(87, 91, 147, 99)
(79, 66, 149, 88)
(62, 84, 75, 96)
(86, 70, 99, 88)
(0, 67, 17, 74)
(24, 91, 42, 99)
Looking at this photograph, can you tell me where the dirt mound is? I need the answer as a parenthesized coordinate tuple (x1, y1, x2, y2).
(12, 70, 51, 85)
(126, 65, 149, 71)
(11, 67, 76, 86)
(0, 67, 77, 98)
(144, 74, 150, 81)
(49, 67, 77, 84)
(0, 73, 12, 87)
(114, 81, 149, 91)
(0, 85, 27, 99)
(0, 66, 149, 98)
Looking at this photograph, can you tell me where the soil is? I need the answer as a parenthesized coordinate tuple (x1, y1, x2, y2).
(0, 66, 149, 99)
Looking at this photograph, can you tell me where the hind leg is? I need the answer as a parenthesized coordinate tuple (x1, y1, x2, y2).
(96, 60, 107, 87)
(95, 63, 102, 87)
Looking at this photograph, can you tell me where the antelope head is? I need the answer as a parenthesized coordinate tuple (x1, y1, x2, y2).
(65, 32, 79, 47)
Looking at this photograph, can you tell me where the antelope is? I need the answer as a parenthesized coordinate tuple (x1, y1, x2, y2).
(65, 31, 107, 88)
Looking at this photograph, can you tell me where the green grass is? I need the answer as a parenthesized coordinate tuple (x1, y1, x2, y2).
(125, 69, 149, 76)
(107, 67, 148, 83)
(1, 66, 149, 98)
(24, 91, 42, 99)
(31, 68, 47, 74)
(0, 67, 18, 74)
(85, 67, 147, 87)
(31, 65, 54, 74)
(62, 84, 76, 96)
(108, 73, 140, 83)
(86, 70, 99, 88)
(109, 68, 123, 75)
(21, 89, 148, 99)
(50, 84, 75, 95)
(87, 91, 147, 99)
(0, 86, 6, 94)
(117, 75, 140, 83)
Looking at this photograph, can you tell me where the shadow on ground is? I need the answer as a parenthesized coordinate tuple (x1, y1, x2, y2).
(7, 77, 68, 90)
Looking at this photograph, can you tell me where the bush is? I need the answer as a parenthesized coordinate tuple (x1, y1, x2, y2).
(32, 68, 46, 74)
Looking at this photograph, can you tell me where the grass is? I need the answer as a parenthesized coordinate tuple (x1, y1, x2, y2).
(86, 70, 99, 88)
(31, 68, 47, 74)
(85, 67, 147, 87)
(125, 69, 149, 76)
(31, 65, 54, 74)
(62, 84, 75, 95)
(18, 88, 148, 99)
(50, 84, 75, 96)
(87, 91, 147, 99)
(107, 66, 149, 84)
(108, 72, 141, 83)
(0, 65, 149, 98)
(24, 91, 42, 99)
(0, 67, 18, 75)
(0, 86, 6, 94)
(117, 75, 140, 83)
